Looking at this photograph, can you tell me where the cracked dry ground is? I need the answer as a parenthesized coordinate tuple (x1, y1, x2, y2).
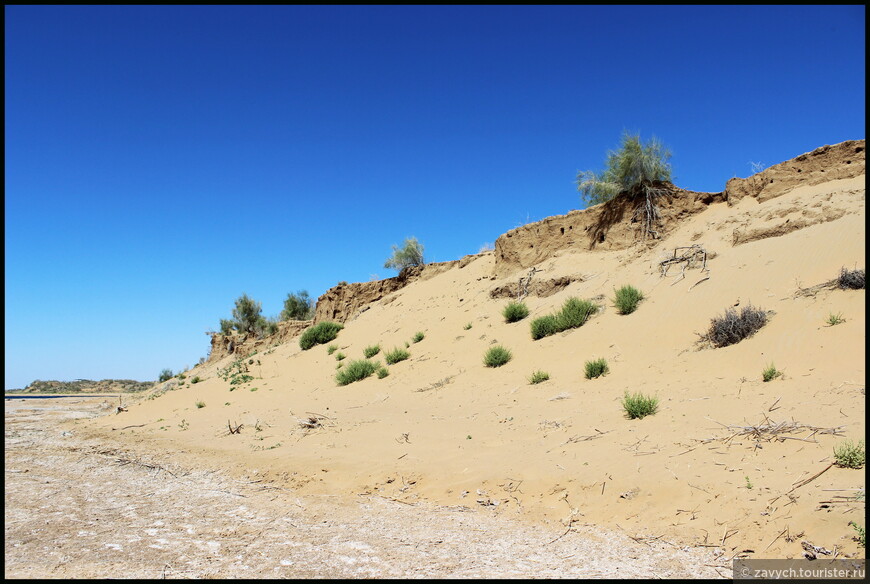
(5, 398, 725, 579)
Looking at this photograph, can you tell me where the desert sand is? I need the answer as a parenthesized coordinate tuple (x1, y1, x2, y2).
(5, 140, 865, 578)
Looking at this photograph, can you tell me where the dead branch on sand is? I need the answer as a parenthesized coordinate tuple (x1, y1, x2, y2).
(707, 414, 845, 446)
(227, 420, 243, 435)
(659, 245, 709, 281)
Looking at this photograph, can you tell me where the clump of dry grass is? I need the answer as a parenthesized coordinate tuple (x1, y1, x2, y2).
(703, 304, 768, 348)
(837, 267, 865, 290)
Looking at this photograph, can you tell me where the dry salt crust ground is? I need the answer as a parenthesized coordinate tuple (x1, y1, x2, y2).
(5, 398, 726, 579)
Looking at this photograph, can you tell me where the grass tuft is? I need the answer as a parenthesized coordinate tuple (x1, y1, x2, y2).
(762, 363, 781, 382)
(363, 345, 381, 358)
(622, 392, 659, 419)
(827, 313, 845, 326)
(502, 301, 530, 323)
(412, 331, 425, 343)
(484, 345, 512, 368)
(299, 321, 344, 350)
(377, 367, 389, 379)
(528, 370, 550, 384)
(704, 304, 768, 348)
(335, 359, 379, 386)
(195, 401, 206, 409)
(531, 297, 597, 340)
(584, 358, 609, 379)
(384, 348, 410, 365)
(834, 439, 865, 469)
(614, 285, 644, 315)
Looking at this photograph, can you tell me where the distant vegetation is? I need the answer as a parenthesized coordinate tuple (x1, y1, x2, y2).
(613, 285, 644, 315)
(531, 297, 597, 340)
(217, 293, 280, 339)
(412, 331, 425, 343)
(281, 290, 315, 320)
(364, 345, 381, 358)
(576, 132, 673, 239)
(299, 321, 344, 350)
(703, 304, 768, 348)
(502, 300, 530, 323)
(762, 363, 781, 382)
(384, 237, 425, 272)
(158, 369, 174, 383)
(23, 379, 154, 394)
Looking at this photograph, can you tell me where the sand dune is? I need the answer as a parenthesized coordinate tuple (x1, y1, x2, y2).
(78, 140, 866, 567)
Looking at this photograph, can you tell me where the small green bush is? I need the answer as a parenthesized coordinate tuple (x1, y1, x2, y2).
(195, 401, 206, 409)
(834, 439, 865, 469)
(827, 313, 845, 326)
(528, 370, 549, 384)
(502, 301, 530, 323)
(530, 297, 597, 340)
(335, 352, 346, 361)
(614, 285, 644, 315)
(622, 392, 659, 419)
(584, 358, 609, 379)
(335, 359, 379, 386)
(762, 363, 780, 382)
(558, 297, 597, 329)
(299, 321, 344, 350)
(531, 314, 561, 340)
(327, 344, 338, 355)
(464, 322, 472, 330)
(377, 367, 389, 379)
(704, 304, 768, 348)
(158, 369, 174, 383)
(484, 345, 512, 368)
(191, 376, 202, 384)
(837, 267, 865, 290)
(412, 331, 425, 343)
(384, 348, 410, 365)
(364, 345, 381, 358)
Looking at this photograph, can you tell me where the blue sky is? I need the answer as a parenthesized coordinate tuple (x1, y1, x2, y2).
(5, 5, 865, 389)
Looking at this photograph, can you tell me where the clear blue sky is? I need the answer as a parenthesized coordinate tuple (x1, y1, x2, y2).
(5, 5, 865, 389)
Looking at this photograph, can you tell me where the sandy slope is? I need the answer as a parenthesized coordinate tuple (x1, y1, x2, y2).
(50, 146, 868, 571)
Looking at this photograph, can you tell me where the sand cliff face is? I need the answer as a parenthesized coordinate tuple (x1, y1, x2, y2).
(725, 139, 865, 204)
(210, 139, 865, 360)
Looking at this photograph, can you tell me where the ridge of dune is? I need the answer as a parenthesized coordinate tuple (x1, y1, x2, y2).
(81, 139, 865, 564)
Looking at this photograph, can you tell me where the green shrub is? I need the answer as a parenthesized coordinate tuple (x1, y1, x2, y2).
(412, 331, 425, 343)
(622, 392, 659, 419)
(558, 297, 597, 329)
(335, 359, 379, 386)
(464, 322, 472, 330)
(528, 370, 549, 384)
(255, 315, 280, 338)
(503, 301, 530, 323)
(191, 376, 202, 384)
(219, 319, 235, 336)
(335, 352, 346, 361)
(364, 345, 381, 358)
(837, 267, 865, 290)
(231, 293, 263, 335)
(384, 348, 410, 365)
(531, 298, 597, 340)
(584, 358, 609, 379)
(281, 290, 315, 320)
(195, 401, 206, 409)
(327, 344, 338, 355)
(614, 285, 644, 315)
(704, 304, 768, 348)
(531, 314, 561, 340)
(834, 439, 865, 469)
(377, 367, 389, 379)
(762, 363, 780, 382)
(158, 369, 174, 383)
(299, 321, 344, 350)
(384, 237, 425, 272)
(827, 313, 845, 326)
(484, 345, 512, 368)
